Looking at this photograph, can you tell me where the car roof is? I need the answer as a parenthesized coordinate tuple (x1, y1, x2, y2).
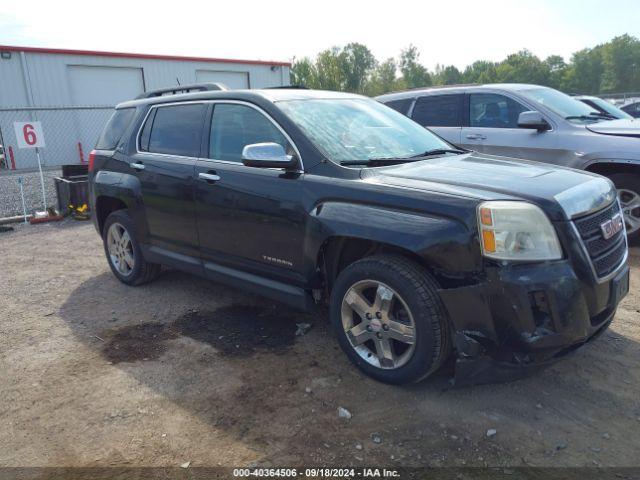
(375, 83, 544, 101)
(116, 88, 363, 109)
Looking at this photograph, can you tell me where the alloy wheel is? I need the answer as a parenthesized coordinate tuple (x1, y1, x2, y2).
(107, 222, 135, 276)
(619, 188, 640, 235)
(340, 280, 416, 369)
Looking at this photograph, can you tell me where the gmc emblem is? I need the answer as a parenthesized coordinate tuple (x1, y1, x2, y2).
(600, 213, 624, 240)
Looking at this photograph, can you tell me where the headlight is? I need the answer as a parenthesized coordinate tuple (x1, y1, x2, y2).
(477, 201, 562, 261)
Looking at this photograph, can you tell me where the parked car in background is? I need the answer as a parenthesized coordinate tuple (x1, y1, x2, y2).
(621, 101, 640, 118)
(574, 95, 633, 120)
(377, 84, 640, 241)
(89, 85, 628, 385)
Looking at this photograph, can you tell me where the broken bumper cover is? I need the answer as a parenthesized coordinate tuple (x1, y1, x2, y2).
(438, 260, 629, 386)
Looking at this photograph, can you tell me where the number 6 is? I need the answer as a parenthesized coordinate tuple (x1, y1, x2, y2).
(23, 124, 37, 145)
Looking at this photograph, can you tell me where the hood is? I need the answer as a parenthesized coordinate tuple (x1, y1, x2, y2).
(585, 118, 640, 137)
(362, 152, 616, 221)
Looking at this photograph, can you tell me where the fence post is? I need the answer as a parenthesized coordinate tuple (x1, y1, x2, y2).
(35, 147, 48, 211)
(8, 146, 16, 170)
(78, 142, 85, 164)
(18, 176, 28, 223)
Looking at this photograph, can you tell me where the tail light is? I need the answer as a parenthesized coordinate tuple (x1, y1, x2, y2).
(88, 150, 97, 172)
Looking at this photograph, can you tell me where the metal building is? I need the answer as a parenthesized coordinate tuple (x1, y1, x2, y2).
(0, 45, 291, 171)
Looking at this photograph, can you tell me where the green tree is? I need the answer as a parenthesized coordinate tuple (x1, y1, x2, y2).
(290, 57, 318, 88)
(338, 43, 377, 93)
(544, 55, 567, 90)
(494, 50, 549, 85)
(292, 35, 640, 96)
(434, 65, 463, 85)
(561, 47, 603, 94)
(314, 47, 345, 91)
(599, 34, 640, 93)
(366, 58, 399, 96)
(462, 60, 497, 84)
(399, 45, 432, 89)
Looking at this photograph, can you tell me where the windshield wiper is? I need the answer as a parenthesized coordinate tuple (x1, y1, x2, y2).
(409, 148, 468, 158)
(590, 112, 616, 119)
(340, 148, 468, 166)
(340, 157, 418, 166)
(565, 113, 606, 121)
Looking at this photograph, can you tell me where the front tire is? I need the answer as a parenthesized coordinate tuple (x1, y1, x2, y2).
(102, 209, 161, 285)
(608, 173, 640, 244)
(329, 255, 451, 384)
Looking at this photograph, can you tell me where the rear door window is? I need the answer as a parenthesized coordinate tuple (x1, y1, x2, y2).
(146, 103, 206, 157)
(96, 108, 135, 150)
(411, 94, 464, 127)
(469, 93, 528, 128)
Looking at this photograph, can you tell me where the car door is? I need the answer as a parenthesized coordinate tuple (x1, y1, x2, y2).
(410, 94, 464, 146)
(462, 92, 558, 162)
(129, 102, 206, 261)
(194, 101, 307, 287)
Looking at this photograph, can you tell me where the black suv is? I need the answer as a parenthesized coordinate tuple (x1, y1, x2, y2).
(89, 84, 629, 385)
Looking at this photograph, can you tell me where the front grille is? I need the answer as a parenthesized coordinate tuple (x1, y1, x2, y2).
(573, 202, 627, 279)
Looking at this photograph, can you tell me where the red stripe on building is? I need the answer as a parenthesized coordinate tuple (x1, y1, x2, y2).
(0, 45, 291, 67)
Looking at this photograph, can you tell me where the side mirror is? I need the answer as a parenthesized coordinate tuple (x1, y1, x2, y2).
(518, 111, 551, 131)
(242, 142, 298, 169)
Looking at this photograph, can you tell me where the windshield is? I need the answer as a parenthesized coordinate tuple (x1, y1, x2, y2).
(586, 97, 633, 119)
(276, 98, 452, 164)
(519, 87, 603, 124)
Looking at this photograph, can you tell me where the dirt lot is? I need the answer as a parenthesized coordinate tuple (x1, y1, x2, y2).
(1, 220, 639, 469)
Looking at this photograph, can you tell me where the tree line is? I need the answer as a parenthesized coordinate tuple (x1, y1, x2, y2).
(290, 35, 640, 97)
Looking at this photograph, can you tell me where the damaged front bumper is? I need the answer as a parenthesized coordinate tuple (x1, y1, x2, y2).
(438, 260, 629, 386)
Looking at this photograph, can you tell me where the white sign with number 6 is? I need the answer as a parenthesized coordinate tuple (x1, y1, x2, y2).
(14, 121, 46, 149)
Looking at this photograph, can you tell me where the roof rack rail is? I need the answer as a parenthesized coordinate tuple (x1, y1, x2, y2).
(264, 85, 309, 89)
(136, 82, 229, 99)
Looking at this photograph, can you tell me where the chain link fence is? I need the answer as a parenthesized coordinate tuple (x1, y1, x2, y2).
(0, 106, 114, 171)
(0, 106, 113, 218)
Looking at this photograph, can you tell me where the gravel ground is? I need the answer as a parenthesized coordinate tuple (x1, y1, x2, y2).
(0, 168, 62, 218)
(1, 220, 639, 471)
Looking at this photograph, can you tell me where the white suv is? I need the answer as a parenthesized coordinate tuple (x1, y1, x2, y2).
(377, 84, 640, 241)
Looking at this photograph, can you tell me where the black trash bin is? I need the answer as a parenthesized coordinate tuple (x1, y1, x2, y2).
(55, 166, 90, 216)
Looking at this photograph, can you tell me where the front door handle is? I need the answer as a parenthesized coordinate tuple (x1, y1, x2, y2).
(466, 134, 487, 140)
(130, 162, 145, 170)
(199, 172, 221, 183)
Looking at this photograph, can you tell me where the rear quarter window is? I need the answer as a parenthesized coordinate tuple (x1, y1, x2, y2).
(411, 94, 464, 127)
(382, 98, 413, 115)
(96, 108, 136, 150)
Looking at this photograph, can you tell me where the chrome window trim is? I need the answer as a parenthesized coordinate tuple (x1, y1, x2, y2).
(135, 99, 304, 172)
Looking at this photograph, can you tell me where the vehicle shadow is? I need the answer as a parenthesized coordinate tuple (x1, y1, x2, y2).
(58, 268, 640, 466)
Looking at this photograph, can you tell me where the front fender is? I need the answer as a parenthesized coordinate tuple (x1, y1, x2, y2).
(306, 201, 482, 278)
(583, 155, 640, 171)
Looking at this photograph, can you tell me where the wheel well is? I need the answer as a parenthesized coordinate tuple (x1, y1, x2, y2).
(95, 196, 127, 234)
(318, 236, 431, 294)
(585, 162, 640, 178)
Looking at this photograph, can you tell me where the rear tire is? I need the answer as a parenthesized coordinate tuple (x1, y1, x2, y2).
(329, 254, 451, 384)
(102, 209, 161, 285)
(608, 173, 640, 244)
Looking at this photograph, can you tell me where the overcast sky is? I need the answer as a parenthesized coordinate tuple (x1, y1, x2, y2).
(0, 0, 638, 69)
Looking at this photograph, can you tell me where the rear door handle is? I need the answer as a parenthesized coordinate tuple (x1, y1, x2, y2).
(466, 134, 487, 140)
(199, 172, 221, 183)
(130, 162, 145, 170)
